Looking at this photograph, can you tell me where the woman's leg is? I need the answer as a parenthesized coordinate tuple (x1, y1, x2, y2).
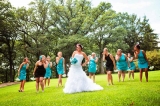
(122, 71, 125, 82)
(21, 80, 26, 91)
(39, 77, 44, 91)
(139, 69, 143, 82)
(89, 73, 92, 79)
(128, 71, 131, 80)
(92, 74, 95, 83)
(48, 78, 50, 86)
(144, 68, 148, 82)
(118, 71, 122, 82)
(35, 78, 39, 92)
(131, 71, 134, 79)
(107, 71, 112, 85)
(44, 78, 47, 87)
(19, 81, 23, 91)
(58, 75, 62, 87)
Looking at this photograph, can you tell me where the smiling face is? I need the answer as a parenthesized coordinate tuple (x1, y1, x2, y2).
(103, 48, 108, 54)
(41, 55, 46, 61)
(76, 44, 82, 52)
(47, 56, 50, 61)
(128, 53, 131, 57)
(24, 58, 29, 63)
(117, 49, 122, 55)
(58, 52, 62, 57)
(92, 53, 96, 57)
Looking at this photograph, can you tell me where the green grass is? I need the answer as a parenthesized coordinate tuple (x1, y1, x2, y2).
(0, 71, 160, 106)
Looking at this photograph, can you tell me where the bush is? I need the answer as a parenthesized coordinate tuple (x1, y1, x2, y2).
(146, 50, 160, 70)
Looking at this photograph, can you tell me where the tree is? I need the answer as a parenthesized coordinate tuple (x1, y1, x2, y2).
(0, 0, 18, 82)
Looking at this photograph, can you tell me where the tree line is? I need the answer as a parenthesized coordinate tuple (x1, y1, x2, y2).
(0, 0, 158, 82)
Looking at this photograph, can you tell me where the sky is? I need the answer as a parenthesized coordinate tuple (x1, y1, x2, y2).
(9, 0, 160, 42)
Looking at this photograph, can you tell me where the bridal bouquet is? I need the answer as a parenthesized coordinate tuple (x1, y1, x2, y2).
(15, 77, 20, 81)
(149, 66, 154, 70)
(70, 57, 78, 64)
(30, 77, 35, 81)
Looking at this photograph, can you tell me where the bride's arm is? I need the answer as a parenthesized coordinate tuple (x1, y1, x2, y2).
(71, 51, 76, 57)
(82, 52, 89, 66)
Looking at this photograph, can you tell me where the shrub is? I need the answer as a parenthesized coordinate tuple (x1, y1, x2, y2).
(146, 50, 160, 70)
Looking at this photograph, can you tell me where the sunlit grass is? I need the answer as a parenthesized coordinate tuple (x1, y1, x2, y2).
(0, 71, 160, 106)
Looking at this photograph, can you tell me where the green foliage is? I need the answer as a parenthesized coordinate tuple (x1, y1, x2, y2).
(0, 0, 159, 82)
(0, 71, 160, 106)
(146, 50, 160, 70)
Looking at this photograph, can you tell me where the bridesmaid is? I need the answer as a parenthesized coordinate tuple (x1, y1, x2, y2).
(18, 57, 29, 92)
(33, 55, 48, 92)
(134, 44, 149, 82)
(44, 56, 52, 87)
(127, 53, 136, 80)
(88, 52, 98, 83)
(115, 49, 129, 82)
(103, 48, 116, 85)
(56, 52, 65, 87)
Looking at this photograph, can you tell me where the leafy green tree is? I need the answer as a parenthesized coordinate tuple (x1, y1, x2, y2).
(0, 0, 18, 82)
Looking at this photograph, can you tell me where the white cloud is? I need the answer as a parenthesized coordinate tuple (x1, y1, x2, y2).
(113, 1, 152, 11)
(9, 0, 32, 8)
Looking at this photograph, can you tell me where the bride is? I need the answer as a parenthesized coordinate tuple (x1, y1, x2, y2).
(63, 44, 103, 94)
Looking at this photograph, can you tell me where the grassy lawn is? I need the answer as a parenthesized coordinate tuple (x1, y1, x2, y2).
(0, 71, 160, 106)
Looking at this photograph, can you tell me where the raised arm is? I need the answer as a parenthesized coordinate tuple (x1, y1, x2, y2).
(115, 55, 120, 61)
(95, 57, 98, 63)
(102, 52, 106, 61)
(43, 60, 48, 68)
(56, 57, 60, 64)
(134, 51, 138, 59)
(50, 62, 52, 68)
(71, 51, 76, 58)
(18, 63, 24, 76)
(124, 54, 130, 67)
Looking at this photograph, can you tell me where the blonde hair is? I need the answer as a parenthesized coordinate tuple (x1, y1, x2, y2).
(104, 48, 108, 51)
(92, 52, 96, 55)
(47, 56, 50, 58)
(117, 49, 122, 52)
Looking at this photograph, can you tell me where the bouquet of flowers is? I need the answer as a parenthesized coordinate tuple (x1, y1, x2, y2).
(15, 77, 20, 81)
(149, 66, 154, 70)
(30, 77, 35, 81)
(70, 57, 78, 64)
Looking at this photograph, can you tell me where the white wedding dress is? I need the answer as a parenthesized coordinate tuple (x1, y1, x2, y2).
(63, 54, 103, 94)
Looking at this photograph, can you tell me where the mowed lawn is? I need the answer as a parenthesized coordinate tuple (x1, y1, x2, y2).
(0, 71, 160, 106)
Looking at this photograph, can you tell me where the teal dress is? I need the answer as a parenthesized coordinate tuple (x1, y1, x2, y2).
(138, 50, 148, 69)
(117, 54, 128, 71)
(44, 63, 52, 78)
(128, 57, 136, 70)
(56, 58, 64, 75)
(19, 64, 27, 80)
(88, 57, 97, 74)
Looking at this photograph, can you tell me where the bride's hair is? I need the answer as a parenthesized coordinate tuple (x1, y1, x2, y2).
(76, 43, 83, 50)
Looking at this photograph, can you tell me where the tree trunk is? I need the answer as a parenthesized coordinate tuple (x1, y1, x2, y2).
(5, 70, 8, 82)
(9, 58, 14, 82)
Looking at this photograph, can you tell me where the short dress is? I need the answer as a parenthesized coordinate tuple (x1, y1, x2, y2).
(44, 63, 52, 78)
(138, 50, 148, 69)
(105, 54, 114, 71)
(116, 54, 128, 71)
(19, 64, 27, 80)
(128, 57, 136, 70)
(56, 58, 64, 75)
(35, 64, 46, 77)
(88, 57, 97, 74)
